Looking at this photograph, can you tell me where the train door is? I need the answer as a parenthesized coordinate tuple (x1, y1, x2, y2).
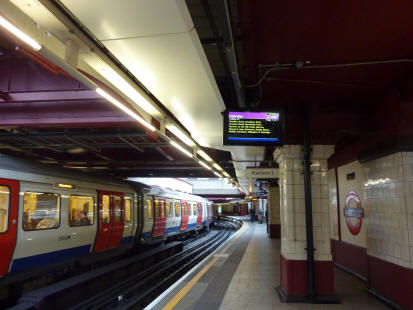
(109, 195, 125, 248)
(196, 202, 203, 227)
(94, 190, 125, 252)
(152, 198, 166, 237)
(0, 178, 18, 276)
(180, 200, 189, 230)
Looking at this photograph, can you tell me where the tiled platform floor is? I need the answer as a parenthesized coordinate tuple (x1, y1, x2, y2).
(153, 220, 391, 310)
(219, 222, 390, 310)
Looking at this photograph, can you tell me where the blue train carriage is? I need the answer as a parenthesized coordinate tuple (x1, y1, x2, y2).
(0, 154, 215, 276)
(137, 184, 213, 245)
(0, 154, 138, 275)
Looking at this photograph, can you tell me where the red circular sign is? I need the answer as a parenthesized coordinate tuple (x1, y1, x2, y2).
(343, 190, 364, 235)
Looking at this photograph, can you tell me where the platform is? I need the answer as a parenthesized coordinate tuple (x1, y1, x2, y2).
(146, 219, 391, 310)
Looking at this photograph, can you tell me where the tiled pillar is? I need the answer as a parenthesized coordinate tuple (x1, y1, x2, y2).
(268, 185, 281, 238)
(362, 152, 413, 309)
(274, 145, 335, 300)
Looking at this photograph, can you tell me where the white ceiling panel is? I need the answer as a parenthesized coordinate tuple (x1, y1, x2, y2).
(102, 30, 225, 147)
(60, 0, 194, 40)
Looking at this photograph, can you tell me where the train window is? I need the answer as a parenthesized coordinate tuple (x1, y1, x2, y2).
(114, 196, 122, 223)
(101, 195, 110, 224)
(125, 198, 131, 222)
(23, 192, 60, 231)
(69, 196, 94, 227)
(160, 201, 165, 218)
(166, 201, 173, 218)
(175, 202, 180, 217)
(147, 200, 152, 219)
(192, 203, 197, 215)
(0, 186, 10, 233)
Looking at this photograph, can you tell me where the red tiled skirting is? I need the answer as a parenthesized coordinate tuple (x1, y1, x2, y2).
(368, 255, 413, 310)
(280, 254, 335, 297)
(269, 224, 281, 238)
(331, 239, 413, 309)
(331, 239, 368, 279)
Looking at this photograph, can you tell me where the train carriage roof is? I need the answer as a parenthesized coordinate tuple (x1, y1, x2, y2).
(0, 153, 129, 188)
(131, 182, 210, 204)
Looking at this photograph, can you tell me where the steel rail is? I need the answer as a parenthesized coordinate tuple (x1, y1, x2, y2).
(70, 227, 232, 309)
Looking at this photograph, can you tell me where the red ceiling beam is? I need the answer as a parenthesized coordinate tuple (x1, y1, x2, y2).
(0, 100, 136, 127)
(2, 89, 101, 102)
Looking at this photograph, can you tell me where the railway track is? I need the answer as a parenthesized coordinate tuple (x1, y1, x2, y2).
(9, 219, 242, 310)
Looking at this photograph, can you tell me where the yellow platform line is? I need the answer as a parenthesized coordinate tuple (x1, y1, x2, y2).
(162, 221, 248, 310)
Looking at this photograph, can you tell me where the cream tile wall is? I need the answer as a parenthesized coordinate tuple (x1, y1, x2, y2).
(362, 152, 413, 269)
(267, 186, 280, 225)
(274, 145, 334, 261)
(328, 169, 339, 241)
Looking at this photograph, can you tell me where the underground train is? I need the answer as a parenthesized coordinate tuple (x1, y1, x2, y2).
(217, 200, 249, 216)
(0, 155, 214, 276)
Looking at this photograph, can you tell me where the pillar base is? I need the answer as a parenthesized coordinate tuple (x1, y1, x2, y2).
(276, 286, 339, 304)
(279, 255, 337, 302)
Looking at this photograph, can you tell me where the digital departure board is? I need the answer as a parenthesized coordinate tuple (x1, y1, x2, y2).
(223, 111, 284, 146)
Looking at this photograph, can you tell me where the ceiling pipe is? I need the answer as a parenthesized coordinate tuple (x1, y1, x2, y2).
(202, 0, 245, 109)
(0, 131, 147, 139)
(0, 142, 171, 150)
(247, 58, 413, 88)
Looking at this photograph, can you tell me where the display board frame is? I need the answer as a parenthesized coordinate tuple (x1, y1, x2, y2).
(222, 109, 285, 146)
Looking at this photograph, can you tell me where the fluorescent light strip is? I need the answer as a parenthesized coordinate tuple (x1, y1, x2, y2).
(213, 163, 223, 171)
(167, 125, 194, 147)
(197, 150, 213, 162)
(170, 140, 193, 158)
(213, 171, 222, 178)
(96, 88, 155, 131)
(100, 68, 157, 114)
(199, 160, 212, 170)
(0, 16, 41, 51)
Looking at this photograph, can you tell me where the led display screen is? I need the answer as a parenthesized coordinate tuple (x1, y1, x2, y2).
(223, 111, 284, 146)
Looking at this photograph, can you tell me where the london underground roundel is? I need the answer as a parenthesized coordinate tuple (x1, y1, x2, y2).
(343, 190, 364, 235)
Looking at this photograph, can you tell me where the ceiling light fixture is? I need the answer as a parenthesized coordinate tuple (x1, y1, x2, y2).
(0, 15, 41, 51)
(170, 140, 193, 158)
(99, 68, 157, 115)
(213, 163, 223, 171)
(213, 171, 222, 178)
(199, 160, 212, 170)
(96, 88, 155, 131)
(167, 125, 195, 146)
(197, 149, 213, 162)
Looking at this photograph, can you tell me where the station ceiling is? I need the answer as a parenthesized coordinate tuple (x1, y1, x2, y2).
(238, 1, 412, 144)
(0, 1, 411, 185)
